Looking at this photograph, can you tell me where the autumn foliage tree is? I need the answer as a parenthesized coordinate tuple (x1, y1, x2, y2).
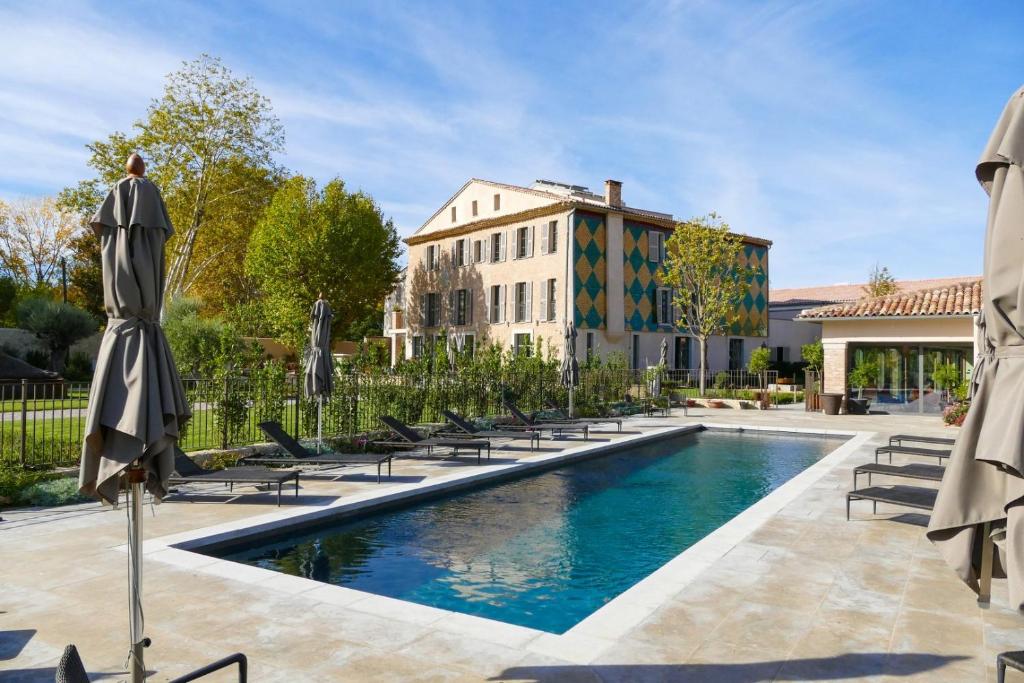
(660, 213, 759, 395)
(245, 176, 402, 352)
(0, 197, 77, 289)
(65, 54, 284, 312)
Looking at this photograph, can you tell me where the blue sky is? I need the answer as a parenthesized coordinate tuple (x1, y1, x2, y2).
(1, 1, 1022, 287)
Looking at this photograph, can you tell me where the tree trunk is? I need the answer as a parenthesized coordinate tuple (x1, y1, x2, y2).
(698, 337, 708, 396)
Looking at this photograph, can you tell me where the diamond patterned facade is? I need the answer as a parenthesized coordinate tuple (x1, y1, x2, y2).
(572, 212, 768, 336)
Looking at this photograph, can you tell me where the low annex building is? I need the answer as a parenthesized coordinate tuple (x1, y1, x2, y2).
(797, 278, 982, 413)
(384, 178, 772, 369)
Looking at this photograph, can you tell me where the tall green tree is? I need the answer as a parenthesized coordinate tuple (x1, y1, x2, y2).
(66, 54, 284, 311)
(245, 176, 402, 352)
(16, 298, 98, 372)
(660, 213, 759, 395)
(863, 263, 898, 297)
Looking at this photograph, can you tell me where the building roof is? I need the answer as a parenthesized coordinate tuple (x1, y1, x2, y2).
(0, 352, 61, 381)
(407, 177, 773, 247)
(771, 276, 981, 307)
(796, 278, 983, 320)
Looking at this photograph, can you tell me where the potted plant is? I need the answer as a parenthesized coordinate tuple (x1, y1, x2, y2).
(931, 362, 962, 406)
(846, 360, 879, 415)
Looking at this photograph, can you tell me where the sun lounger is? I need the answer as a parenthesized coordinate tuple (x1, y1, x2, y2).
(874, 445, 952, 464)
(240, 421, 394, 483)
(888, 434, 956, 447)
(846, 484, 938, 520)
(502, 400, 589, 439)
(440, 410, 541, 450)
(170, 447, 300, 506)
(853, 462, 945, 488)
(377, 416, 490, 463)
(998, 651, 1024, 683)
(542, 399, 623, 431)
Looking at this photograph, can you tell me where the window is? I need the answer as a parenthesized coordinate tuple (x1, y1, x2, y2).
(513, 225, 533, 259)
(453, 288, 473, 326)
(487, 284, 506, 323)
(423, 292, 440, 327)
(540, 278, 556, 322)
(491, 232, 504, 262)
(674, 337, 690, 370)
(473, 240, 483, 263)
(423, 245, 439, 271)
(648, 231, 665, 263)
(463, 334, 476, 357)
(656, 287, 672, 327)
(729, 338, 744, 371)
(451, 206, 457, 223)
(513, 333, 532, 357)
(586, 332, 595, 361)
(631, 334, 640, 369)
(411, 336, 424, 358)
(493, 193, 501, 211)
(541, 220, 558, 254)
(514, 281, 531, 323)
(472, 200, 478, 217)
(454, 239, 469, 267)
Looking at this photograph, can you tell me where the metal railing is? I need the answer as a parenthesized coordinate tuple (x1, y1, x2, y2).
(1, 368, 786, 468)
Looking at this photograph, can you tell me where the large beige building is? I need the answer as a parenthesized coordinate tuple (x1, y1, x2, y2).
(384, 178, 771, 369)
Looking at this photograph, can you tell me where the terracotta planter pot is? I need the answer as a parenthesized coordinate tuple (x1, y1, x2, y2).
(708, 399, 726, 409)
(820, 393, 843, 415)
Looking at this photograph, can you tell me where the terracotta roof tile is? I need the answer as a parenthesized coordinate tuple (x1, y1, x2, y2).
(796, 278, 983, 320)
(771, 276, 980, 306)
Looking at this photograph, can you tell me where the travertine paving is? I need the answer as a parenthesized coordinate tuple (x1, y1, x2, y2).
(2, 408, 1022, 682)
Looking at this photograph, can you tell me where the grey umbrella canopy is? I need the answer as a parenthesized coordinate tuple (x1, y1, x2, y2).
(561, 322, 579, 416)
(79, 175, 190, 504)
(926, 86, 1024, 611)
(77, 172, 191, 681)
(652, 338, 668, 398)
(304, 298, 334, 400)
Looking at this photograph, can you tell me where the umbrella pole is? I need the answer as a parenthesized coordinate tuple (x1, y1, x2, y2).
(568, 387, 574, 419)
(126, 464, 148, 683)
(317, 395, 323, 454)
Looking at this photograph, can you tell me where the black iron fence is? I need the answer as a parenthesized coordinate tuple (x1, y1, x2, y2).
(1, 367, 784, 468)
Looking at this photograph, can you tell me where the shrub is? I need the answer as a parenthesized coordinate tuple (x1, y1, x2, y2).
(943, 401, 969, 426)
(16, 297, 98, 372)
(64, 351, 94, 382)
(713, 371, 730, 390)
(17, 477, 91, 507)
(202, 451, 242, 471)
(24, 349, 49, 369)
(0, 467, 60, 504)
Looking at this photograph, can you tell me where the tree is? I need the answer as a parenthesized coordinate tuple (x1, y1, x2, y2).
(64, 229, 104, 320)
(245, 176, 402, 352)
(748, 345, 771, 391)
(0, 197, 77, 288)
(16, 298, 98, 372)
(67, 54, 284, 309)
(801, 339, 823, 373)
(863, 263, 898, 297)
(660, 213, 759, 395)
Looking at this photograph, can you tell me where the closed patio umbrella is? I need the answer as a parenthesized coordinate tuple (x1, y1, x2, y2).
(78, 156, 191, 682)
(561, 322, 579, 418)
(926, 86, 1024, 611)
(304, 296, 334, 453)
(652, 338, 668, 398)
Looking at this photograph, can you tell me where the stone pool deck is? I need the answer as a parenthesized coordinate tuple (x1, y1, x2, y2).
(2, 408, 1022, 682)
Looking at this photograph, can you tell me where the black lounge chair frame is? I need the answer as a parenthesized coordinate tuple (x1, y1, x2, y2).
(170, 448, 299, 506)
(874, 445, 951, 464)
(502, 400, 589, 440)
(241, 421, 394, 483)
(846, 484, 937, 520)
(541, 399, 623, 431)
(440, 410, 540, 450)
(852, 462, 945, 488)
(888, 434, 956, 448)
(377, 416, 490, 463)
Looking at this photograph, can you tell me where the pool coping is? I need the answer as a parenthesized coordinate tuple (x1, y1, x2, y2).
(141, 422, 874, 664)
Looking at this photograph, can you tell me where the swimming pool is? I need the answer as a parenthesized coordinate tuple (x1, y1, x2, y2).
(215, 429, 843, 633)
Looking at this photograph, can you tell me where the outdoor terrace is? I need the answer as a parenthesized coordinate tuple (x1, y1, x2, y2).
(1, 408, 1020, 682)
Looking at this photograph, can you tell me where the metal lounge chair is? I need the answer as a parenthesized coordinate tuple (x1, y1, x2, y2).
(170, 447, 300, 506)
(852, 462, 945, 488)
(440, 410, 541, 450)
(502, 399, 589, 440)
(888, 434, 957, 448)
(377, 416, 490, 463)
(846, 484, 938, 520)
(874, 445, 952, 464)
(542, 399, 623, 431)
(240, 421, 394, 483)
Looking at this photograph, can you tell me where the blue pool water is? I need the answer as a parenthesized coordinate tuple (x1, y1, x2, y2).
(217, 430, 842, 633)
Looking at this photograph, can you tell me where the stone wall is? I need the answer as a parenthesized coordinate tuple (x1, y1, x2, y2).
(822, 340, 848, 394)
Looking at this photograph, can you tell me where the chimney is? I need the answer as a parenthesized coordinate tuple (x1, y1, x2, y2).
(604, 179, 622, 207)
